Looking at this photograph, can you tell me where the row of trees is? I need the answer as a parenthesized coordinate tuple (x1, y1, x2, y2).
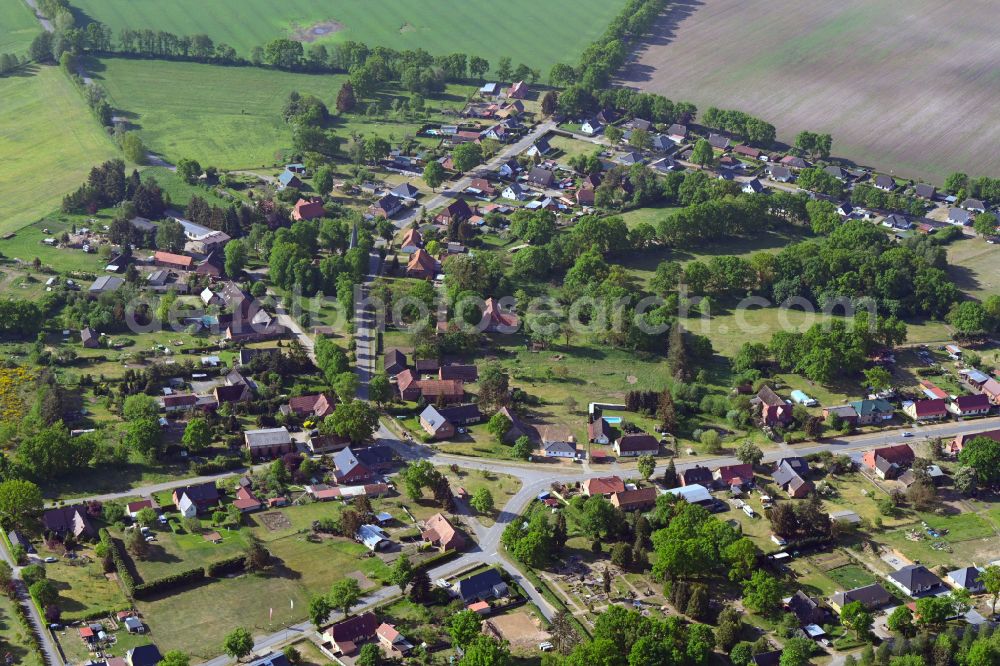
(701, 107, 776, 147)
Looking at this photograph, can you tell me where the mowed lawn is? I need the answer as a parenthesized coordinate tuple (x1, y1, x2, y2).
(88, 57, 472, 168)
(947, 238, 1000, 302)
(0, 66, 120, 233)
(72, 0, 626, 72)
(0, 0, 39, 54)
(619, 0, 1000, 181)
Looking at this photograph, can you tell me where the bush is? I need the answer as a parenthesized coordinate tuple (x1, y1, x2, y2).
(133, 568, 205, 599)
(206, 556, 247, 577)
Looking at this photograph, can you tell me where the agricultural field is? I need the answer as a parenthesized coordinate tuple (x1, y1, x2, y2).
(619, 0, 1000, 181)
(0, 66, 121, 234)
(87, 57, 474, 168)
(0, 0, 39, 54)
(71, 0, 626, 72)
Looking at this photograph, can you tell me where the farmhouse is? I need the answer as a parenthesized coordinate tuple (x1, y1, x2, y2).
(324, 612, 378, 656)
(437, 403, 482, 425)
(419, 405, 455, 440)
(280, 393, 335, 419)
(436, 198, 473, 224)
(369, 193, 403, 218)
(862, 444, 914, 479)
(707, 133, 730, 150)
(244, 427, 293, 460)
(780, 155, 809, 169)
(333, 447, 375, 484)
(949, 428, 1000, 455)
(406, 249, 440, 279)
(681, 465, 713, 487)
(390, 182, 420, 201)
(278, 170, 302, 190)
(421, 512, 465, 551)
(377, 622, 413, 658)
(587, 417, 611, 444)
(613, 433, 659, 457)
(787, 591, 828, 627)
(948, 393, 991, 417)
(482, 297, 520, 333)
(848, 398, 894, 425)
(172, 483, 220, 516)
(498, 406, 538, 444)
(196, 251, 225, 277)
(610, 487, 657, 511)
(508, 80, 528, 99)
(714, 463, 754, 489)
(384, 349, 407, 375)
(751, 385, 792, 426)
(540, 426, 577, 458)
(439, 364, 478, 381)
(829, 584, 892, 613)
(292, 197, 326, 221)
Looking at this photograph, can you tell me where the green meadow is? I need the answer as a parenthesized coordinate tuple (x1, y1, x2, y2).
(0, 66, 121, 233)
(88, 57, 474, 168)
(0, 0, 39, 54)
(72, 0, 625, 72)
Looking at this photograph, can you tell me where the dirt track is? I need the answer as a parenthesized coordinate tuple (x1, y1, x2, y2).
(618, 0, 1000, 181)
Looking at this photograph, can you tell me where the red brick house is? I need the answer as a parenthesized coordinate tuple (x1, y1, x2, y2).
(752, 385, 792, 426)
(406, 249, 439, 279)
(333, 448, 375, 485)
(714, 463, 755, 488)
(482, 297, 519, 333)
(417, 379, 465, 404)
(610, 487, 657, 511)
(397, 369, 420, 401)
(282, 393, 335, 419)
(421, 512, 466, 551)
(292, 197, 326, 221)
(948, 428, 1000, 455)
(862, 444, 914, 479)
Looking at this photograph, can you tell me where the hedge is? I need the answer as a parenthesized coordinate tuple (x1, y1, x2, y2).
(133, 568, 205, 599)
(205, 555, 247, 577)
(100, 528, 137, 595)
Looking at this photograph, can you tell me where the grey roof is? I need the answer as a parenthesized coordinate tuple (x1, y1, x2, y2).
(831, 583, 891, 609)
(776, 457, 809, 475)
(544, 440, 577, 455)
(772, 461, 802, 488)
(244, 427, 291, 448)
(949, 208, 972, 223)
(889, 565, 942, 593)
(528, 167, 555, 186)
(420, 405, 449, 431)
(948, 567, 984, 591)
(391, 183, 420, 200)
(961, 197, 986, 210)
(89, 275, 124, 293)
(769, 165, 793, 180)
(708, 133, 730, 149)
(914, 183, 936, 198)
(874, 174, 896, 189)
(743, 178, 764, 192)
(456, 569, 507, 602)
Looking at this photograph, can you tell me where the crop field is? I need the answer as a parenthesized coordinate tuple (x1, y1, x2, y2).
(619, 0, 1000, 181)
(72, 0, 624, 72)
(0, 66, 120, 233)
(0, 0, 39, 54)
(88, 57, 473, 168)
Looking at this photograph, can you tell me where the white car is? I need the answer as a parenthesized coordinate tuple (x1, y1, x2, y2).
(901, 432, 913, 437)
(43, 556, 57, 563)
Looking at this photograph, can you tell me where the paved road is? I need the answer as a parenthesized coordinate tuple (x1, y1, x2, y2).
(393, 119, 558, 229)
(0, 525, 62, 665)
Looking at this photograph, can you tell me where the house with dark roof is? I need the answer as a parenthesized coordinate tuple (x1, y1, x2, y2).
(89, 275, 124, 296)
(667, 124, 687, 142)
(172, 483, 220, 516)
(390, 182, 420, 201)
(768, 165, 794, 182)
(196, 250, 225, 278)
(889, 565, 943, 596)
(323, 612, 378, 656)
(874, 174, 897, 191)
(278, 170, 302, 190)
(587, 417, 611, 444)
(42, 506, 96, 540)
(436, 198, 473, 224)
(914, 183, 937, 199)
(244, 427, 293, 460)
(456, 569, 508, 603)
(947, 567, 985, 593)
(528, 167, 555, 188)
(81, 326, 99, 349)
(786, 590, 828, 626)
(772, 461, 813, 499)
(752, 385, 792, 426)
(126, 644, 164, 666)
(681, 465, 713, 487)
(498, 407, 537, 444)
(829, 583, 892, 612)
(862, 444, 914, 479)
(961, 198, 986, 212)
(384, 349, 407, 376)
(742, 178, 765, 194)
(714, 464, 754, 489)
(525, 138, 552, 158)
(948, 207, 972, 225)
(439, 364, 478, 381)
(613, 433, 659, 457)
(903, 398, 948, 421)
(369, 193, 403, 219)
(437, 404, 483, 425)
(419, 405, 455, 440)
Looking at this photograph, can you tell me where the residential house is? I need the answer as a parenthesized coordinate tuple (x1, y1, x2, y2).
(829, 584, 892, 612)
(369, 193, 403, 219)
(483, 297, 520, 333)
(333, 447, 375, 485)
(456, 569, 508, 603)
(681, 465, 713, 487)
(862, 444, 914, 479)
(507, 80, 527, 99)
(903, 398, 949, 421)
(161, 393, 200, 412)
(780, 155, 809, 169)
(787, 590, 828, 627)
(874, 174, 897, 191)
(244, 653, 292, 666)
(948, 394, 991, 417)
(667, 124, 687, 142)
(823, 404, 858, 426)
(356, 524, 392, 551)
(42, 506, 96, 540)
(772, 461, 814, 498)
(499, 158, 520, 179)
(406, 249, 440, 279)
(281, 393, 335, 420)
(752, 385, 792, 426)
(540, 426, 577, 458)
(617, 151, 644, 166)
(576, 187, 596, 205)
(292, 197, 326, 221)
(705, 133, 730, 150)
(883, 213, 913, 230)
(436, 199, 473, 224)
(437, 404, 483, 425)
(581, 119, 603, 136)
(384, 349, 407, 376)
(498, 406, 538, 444)
(948, 208, 972, 225)
(714, 464, 755, 489)
(768, 165, 794, 183)
(889, 565, 943, 596)
(172, 483, 220, 517)
(524, 138, 552, 158)
(324, 612, 378, 656)
(501, 183, 525, 200)
(390, 182, 420, 201)
(126, 644, 164, 666)
(421, 512, 465, 551)
(610, 487, 657, 511)
(376, 623, 413, 658)
(583, 476, 625, 497)
(81, 327, 99, 349)
(733, 144, 761, 159)
(751, 651, 783, 666)
(587, 417, 611, 444)
(214, 377, 253, 404)
(614, 433, 659, 457)
(630, 118, 653, 132)
(961, 198, 987, 212)
(947, 567, 985, 593)
(419, 405, 455, 440)
(650, 134, 672, 152)
(244, 427, 293, 460)
(468, 178, 497, 197)
(7, 530, 32, 553)
(742, 178, 765, 194)
(914, 183, 937, 199)
(196, 251, 225, 278)
(233, 486, 263, 513)
(126, 500, 153, 518)
(849, 398, 895, 425)
(396, 369, 420, 401)
(528, 167, 555, 188)
(307, 433, 352, 454)
(982, 378, 1000, 405)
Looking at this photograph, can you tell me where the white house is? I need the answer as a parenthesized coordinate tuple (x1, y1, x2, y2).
(177, 494, 197, 518)
(501, 183, 525, 201)
(581, 119, 603, 136)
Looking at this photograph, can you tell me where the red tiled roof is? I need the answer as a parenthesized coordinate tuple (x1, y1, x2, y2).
(584, 476, 625, 496)
(154, 251, 194, 268)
